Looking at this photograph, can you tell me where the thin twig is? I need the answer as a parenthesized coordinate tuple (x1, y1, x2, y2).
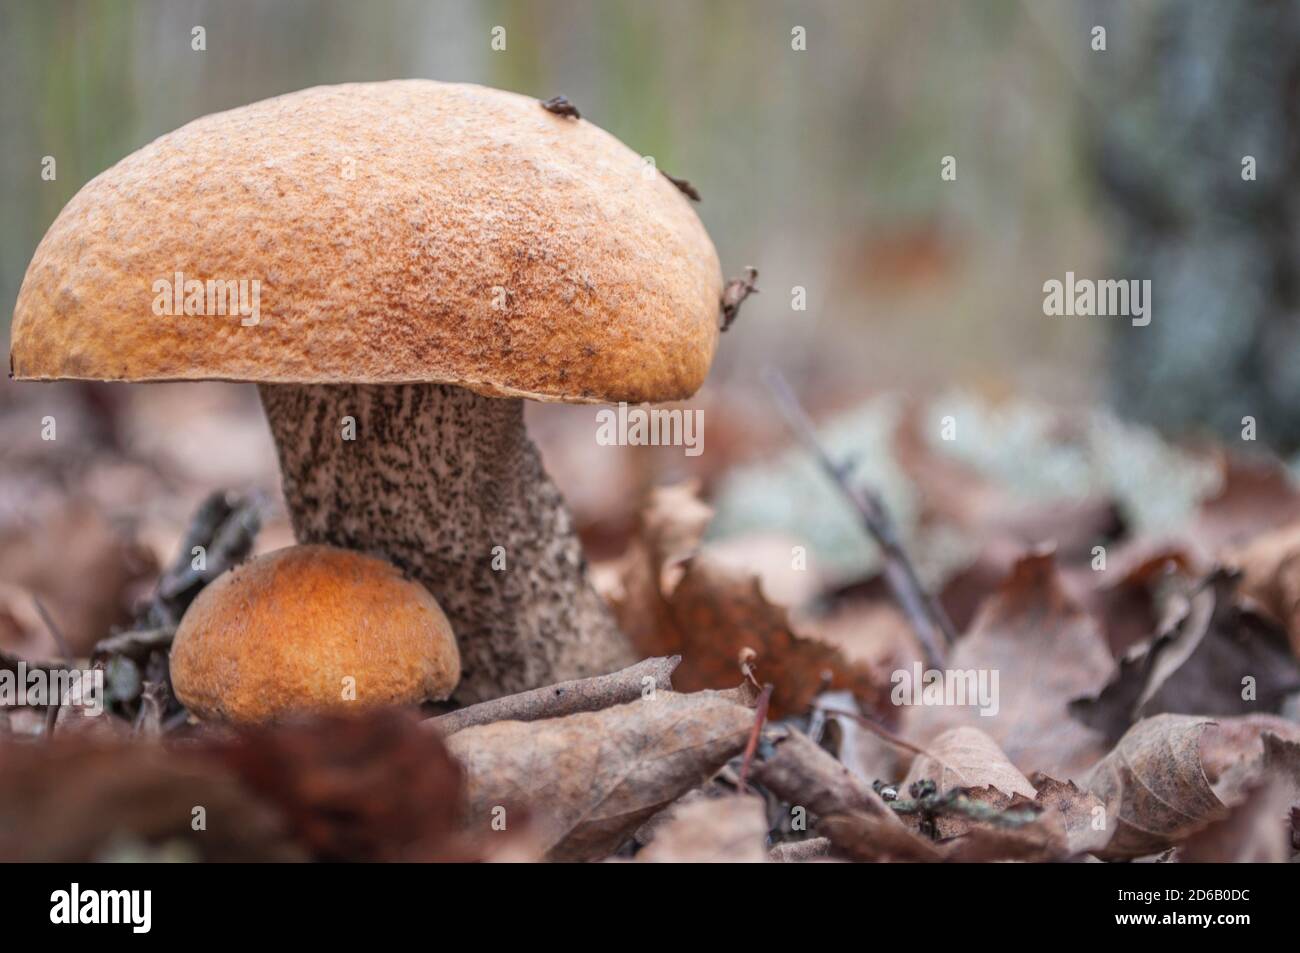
(32, 597, 71, 739)
(814, 705, 934, 760)
(736, 683, 774, 793)
(427, 656, 681, 735)
(763, 369, 955, 668)
(92, 626, 175, 663)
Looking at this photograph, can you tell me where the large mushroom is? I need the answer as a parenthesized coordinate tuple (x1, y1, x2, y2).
(10, 80, 724, 702)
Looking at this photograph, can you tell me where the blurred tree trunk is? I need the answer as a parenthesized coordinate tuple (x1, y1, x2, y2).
(1088, 0, 1300, 452)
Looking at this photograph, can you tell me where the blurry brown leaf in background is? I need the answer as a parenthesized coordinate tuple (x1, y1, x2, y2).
(612, 483, 883, 718)
(904, 551, 1114, 779)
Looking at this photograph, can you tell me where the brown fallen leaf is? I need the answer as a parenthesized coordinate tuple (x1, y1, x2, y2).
(1085, 714, 1229, 860)
(0, 501, 157, 656)
(636, 794, 769, 863)
(887, 726, 1071, 854)
(1061, 541, 1198, 657)
(1197, 714, 1300, 803)
(1193, 452, 1300, 556)
(818, 804, 1068, 863)
(903, 726, 1037, 799)
(1228, 520, 1300, 656)
(216, 709, 464, 862)
(904, 551, 1115, 779)
(817, 810, 943, 862)
(1177, 777, 1293, 863)
(1261, 731, 1300, 849)
(0, 736, 303, 862)
(613, 483, 883, 718)
(447, 689, 755, 862)
(753, 723, 901, 826)
(1029, 774, 1111, 855)
(1071, 571, 1300, 744)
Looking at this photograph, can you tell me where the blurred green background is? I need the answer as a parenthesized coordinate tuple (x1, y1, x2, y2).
(5, 0, 1298, 447)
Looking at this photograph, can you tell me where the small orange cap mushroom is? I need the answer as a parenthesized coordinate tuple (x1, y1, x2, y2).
(170, 544, 460, 723)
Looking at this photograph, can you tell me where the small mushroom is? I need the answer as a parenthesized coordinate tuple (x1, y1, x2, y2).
(170, 544, 460, 723)
(10, 81, 725, 703)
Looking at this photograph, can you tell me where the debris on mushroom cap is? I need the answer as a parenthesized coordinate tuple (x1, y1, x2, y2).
(539, 94, 581, 119)
(721, 266, 759, 332)
(10, 79, 723, 405)
(169, 544, 461, 724)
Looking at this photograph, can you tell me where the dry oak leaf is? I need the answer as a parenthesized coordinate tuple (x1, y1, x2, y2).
(613, 482, 882, 719)
(447, 688, 755, 862)
(1029, 774, 1111, 855)
(635, 794, 769, 863)
(904, 550, 1115, 780)
(1084, 714, 1229, 860)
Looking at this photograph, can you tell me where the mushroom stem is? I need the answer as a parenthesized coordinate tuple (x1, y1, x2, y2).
(258, 382, 633, 703)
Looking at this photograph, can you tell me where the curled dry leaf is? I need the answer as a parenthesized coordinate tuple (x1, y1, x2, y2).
(613, 483, 882, 718)
(1085, 714, 1229, 860)
(1071, 571, 1300, 745)
(1196, 713, 1300, 803)
(904, 551, 1114, 780)
(636, 794, 768, 863)
(447, 689, 755, 862)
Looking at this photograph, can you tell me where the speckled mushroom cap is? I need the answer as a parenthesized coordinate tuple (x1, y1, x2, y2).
(169, 544, 461, 724)
(10, 80, 722, 404)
